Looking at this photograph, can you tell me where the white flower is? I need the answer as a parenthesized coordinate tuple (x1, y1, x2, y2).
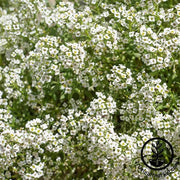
(164, 122, 170, 128)
(120, 140, 126, 146)
(149, 16, 155, 22)
(98, 137, 105, 144)
(172, 172, 179, 179)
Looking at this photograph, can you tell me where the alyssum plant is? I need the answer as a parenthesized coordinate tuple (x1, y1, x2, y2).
(0, 0, 179, 179)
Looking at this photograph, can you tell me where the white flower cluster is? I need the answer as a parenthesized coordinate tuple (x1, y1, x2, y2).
(0, 0, 179, 179)
(106, 64, 133, 90)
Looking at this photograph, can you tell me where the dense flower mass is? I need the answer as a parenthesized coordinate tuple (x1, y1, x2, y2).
(0, 0, 180, 179)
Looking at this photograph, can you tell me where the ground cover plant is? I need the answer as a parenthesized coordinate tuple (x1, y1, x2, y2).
(0, 0, 180, 179)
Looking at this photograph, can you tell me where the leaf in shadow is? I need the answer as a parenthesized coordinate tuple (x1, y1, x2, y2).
(157, 148, 164, 155)
(157, 142, 162, 149)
